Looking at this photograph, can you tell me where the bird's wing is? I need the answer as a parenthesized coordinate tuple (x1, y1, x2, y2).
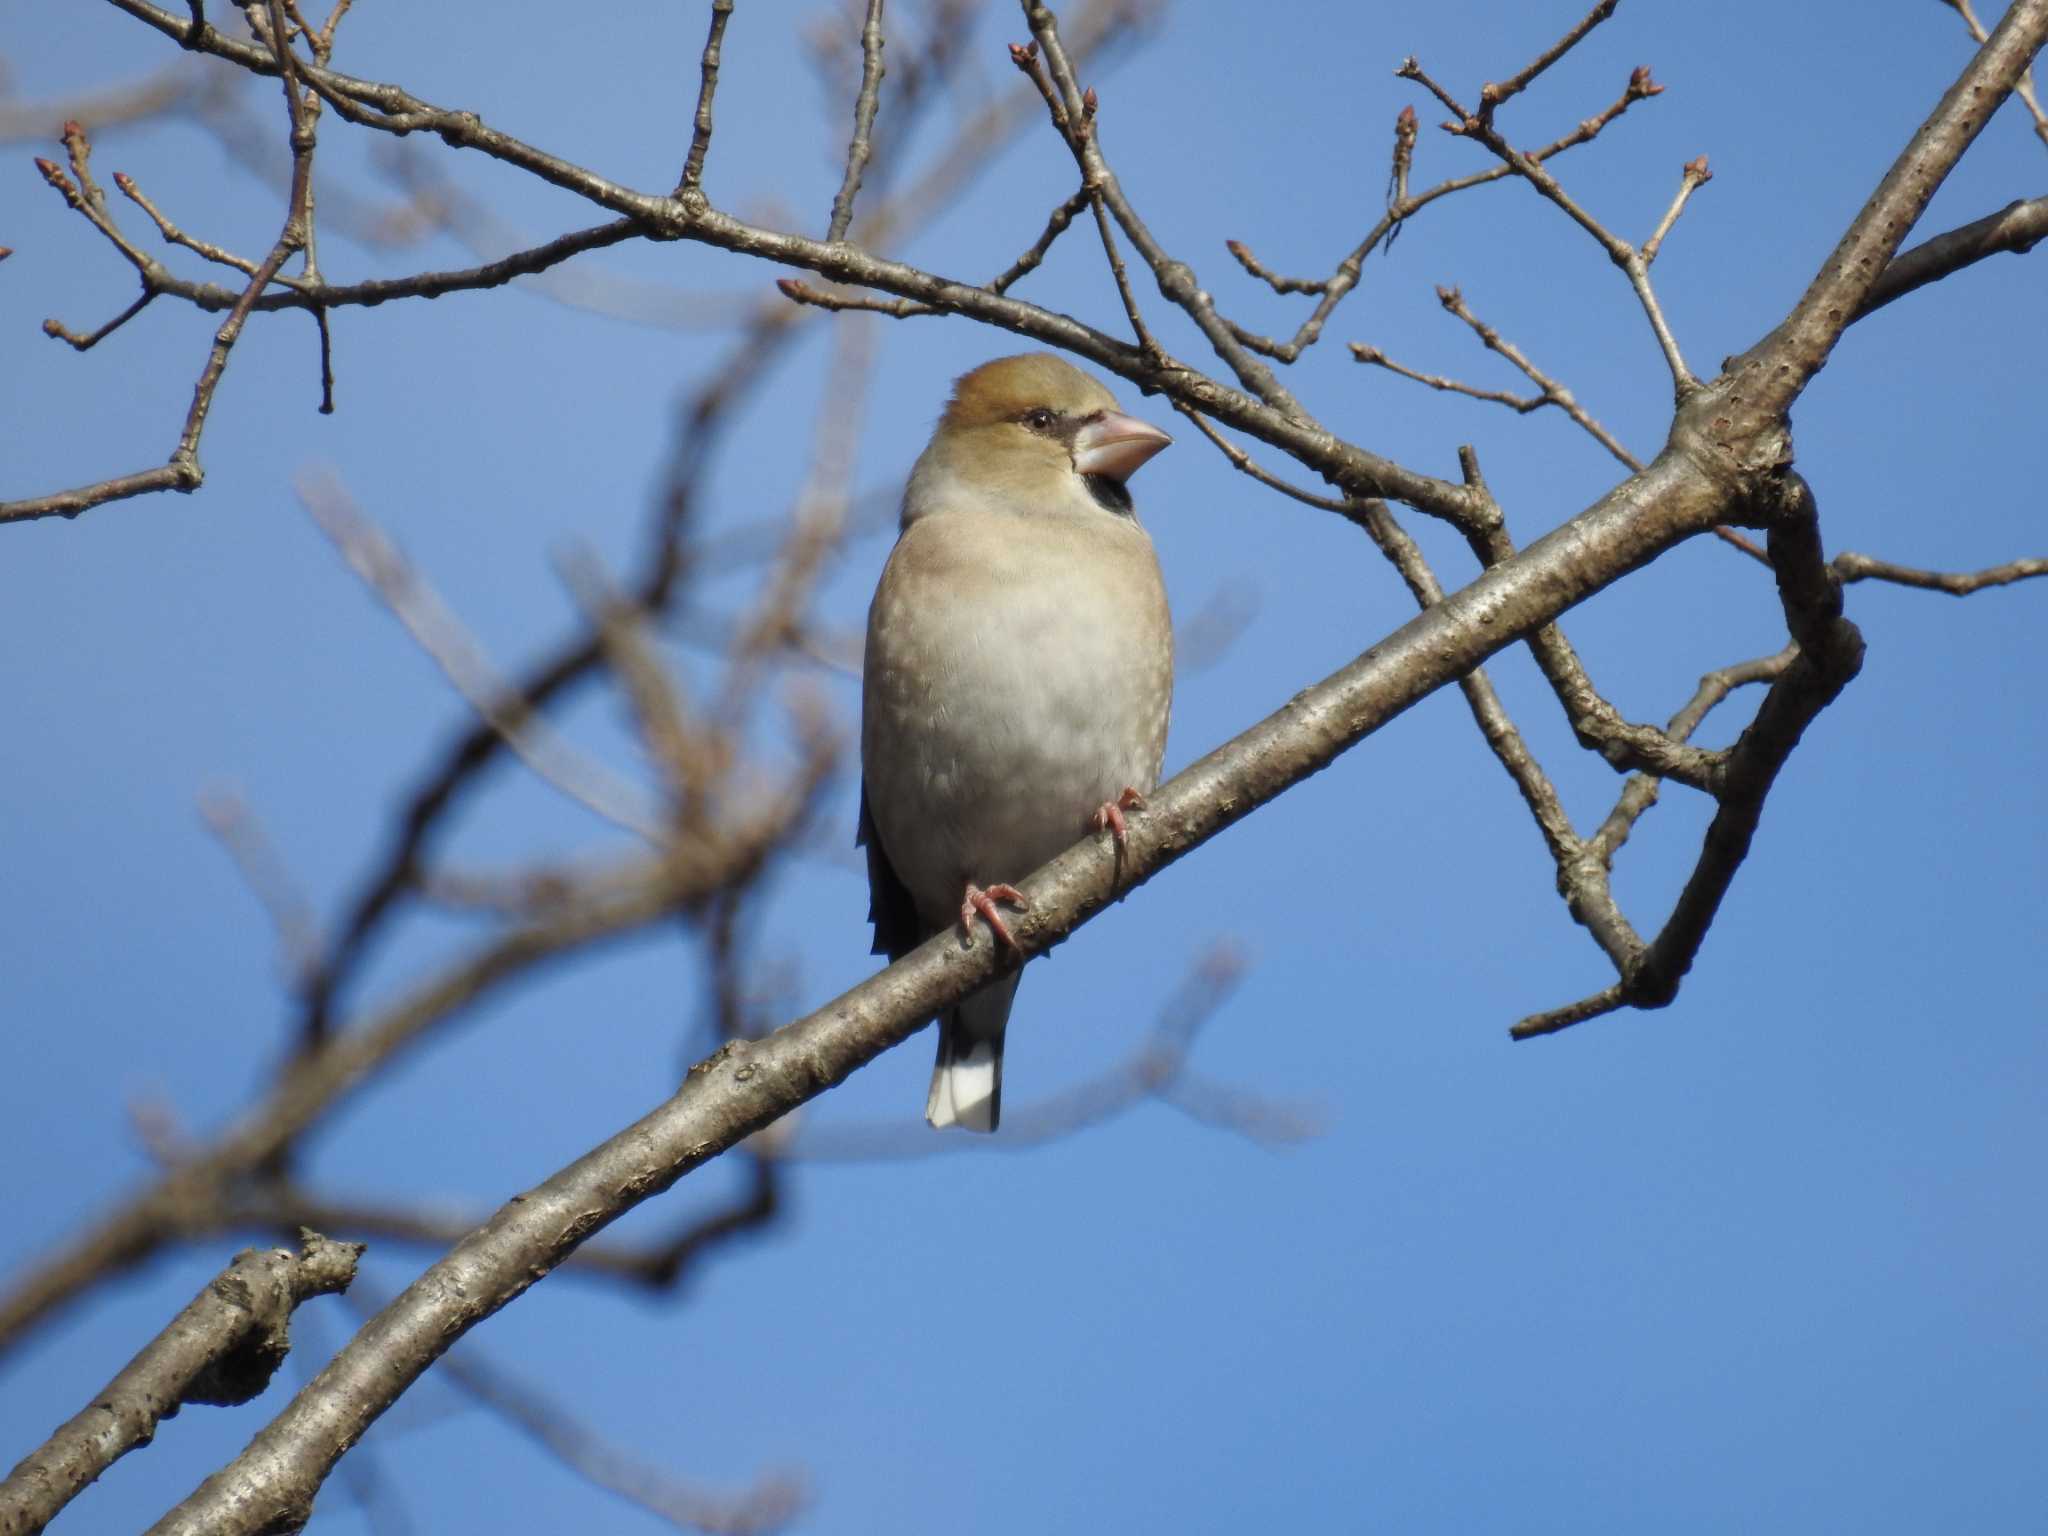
(857, 780, 924, 961)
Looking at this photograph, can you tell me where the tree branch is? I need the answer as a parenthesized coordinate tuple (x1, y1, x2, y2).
(0, 1234, 361, 1536)
(824, 0, 888, 242)
(136, 433, 1741, 1531)
(1852, 194, 2048, 319)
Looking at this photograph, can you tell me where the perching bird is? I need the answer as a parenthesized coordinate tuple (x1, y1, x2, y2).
(859, 353, 1174, 1132)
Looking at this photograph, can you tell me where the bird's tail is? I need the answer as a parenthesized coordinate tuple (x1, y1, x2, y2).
(926, 973, 1020, 1133)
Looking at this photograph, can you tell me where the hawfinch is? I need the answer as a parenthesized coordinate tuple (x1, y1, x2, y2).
(859, 353, 1174, 1131)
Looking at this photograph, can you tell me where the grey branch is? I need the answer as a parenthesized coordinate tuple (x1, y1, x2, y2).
(825, 0, 888, 242)
(136, 428, 1797, 1532)
(1851, 194, 2048, 318)
(0, 1233, 361, 1536)
(1942, 0, 2048, 148)
(1832, 550, 2048, 594)
(6, 2, 2042, 1526)
(677, 0, 733, 195)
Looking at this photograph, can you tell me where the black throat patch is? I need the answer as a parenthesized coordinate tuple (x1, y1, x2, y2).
(1081, 474, 1134, 516)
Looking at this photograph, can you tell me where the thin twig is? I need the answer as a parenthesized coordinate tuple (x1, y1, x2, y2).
(0, 59, 205, 144)
(233, 1155, 783, 1291)
(83, 0, 1481, 527)
(1455, 449, 1727, 793)
(41, 289, 160, 350)
(825, 0, 888, 242)
(712, 315, 877, 724)
(556, 547, 719, 831)
(795, 941, 1319, 1158)
(1641, 155, 1712, 264)
(1586, 649, 1796, 864)
(1357, 287, 1769, 569)
(1237, 53, 1664, 366)
(1171, 405, 1356, 515)
(1084, 185, 1164, 357)
(1477, 0, 1619, 121)
(198, 787, 326, 988)
(434, 1344, 803, 1535)
(2, 97, 326, 521)
(1433, 285, 1641, 469)
(1389, 104, 1416, 207)
(1015, 12, 1313, 422)
(677, 0, 734, 196)
(116, 168, 303, 280)
(991, 184, 1092, 293)
(173, 4, 320, 468)
(1225, 239, 1327, 295)
(1399, 56, 1696, 392)
(1832, 550, 2048, 593)
(1352, 500, 1580, 866)
(1350, 342, 1550, 414)
(775, 276, 935, 318)
(0, 770, 833, 1356)
(297, 470, 669, 841)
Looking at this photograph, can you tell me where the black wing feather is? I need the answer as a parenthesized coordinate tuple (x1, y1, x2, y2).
(857, 782, 924, 962)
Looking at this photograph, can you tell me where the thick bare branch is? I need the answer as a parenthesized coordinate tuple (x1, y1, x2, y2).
(132, 424, 1747, 1531)
(1942, 0, 2048, 148)
(1729, 0, 2048, 428)
(1517, 477, 1869, 1039)
(0, 1234, 361, 1536)
(1852, 194, 2048, 319)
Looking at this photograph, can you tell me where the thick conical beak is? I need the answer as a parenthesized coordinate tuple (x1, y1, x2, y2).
(1072, 411, 1172, 481)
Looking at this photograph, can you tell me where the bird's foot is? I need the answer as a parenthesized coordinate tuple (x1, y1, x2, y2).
(1090, 786, 1149, 852)
(959, 882, 1029, 954)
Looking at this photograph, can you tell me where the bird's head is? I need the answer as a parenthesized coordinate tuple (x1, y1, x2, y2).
(907, 353, 1172, 522)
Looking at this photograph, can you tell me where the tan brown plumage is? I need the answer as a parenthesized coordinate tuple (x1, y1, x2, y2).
(860, 353, 1175, 1131)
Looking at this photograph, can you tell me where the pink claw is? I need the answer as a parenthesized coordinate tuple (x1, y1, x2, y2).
(959, 882, 1029, 954)
(1090, 786, 1148, 852)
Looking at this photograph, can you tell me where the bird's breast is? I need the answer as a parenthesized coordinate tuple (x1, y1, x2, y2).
(862, 510, 1173, 920)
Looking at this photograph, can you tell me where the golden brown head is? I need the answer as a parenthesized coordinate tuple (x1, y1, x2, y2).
(940, 353, 1121, 432)
(918, 354, 1172, 510)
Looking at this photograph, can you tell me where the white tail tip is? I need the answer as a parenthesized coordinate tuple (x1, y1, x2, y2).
(926, 1038, 998, 1133)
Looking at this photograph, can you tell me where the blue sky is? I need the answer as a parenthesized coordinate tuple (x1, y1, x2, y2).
(3, 3, 2044, 1532)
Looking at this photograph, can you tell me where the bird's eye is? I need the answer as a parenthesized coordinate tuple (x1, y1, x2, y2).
(1022, 408, 1057, 433)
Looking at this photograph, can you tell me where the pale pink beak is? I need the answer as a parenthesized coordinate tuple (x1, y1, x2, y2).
(1072, 411, 1172, 481)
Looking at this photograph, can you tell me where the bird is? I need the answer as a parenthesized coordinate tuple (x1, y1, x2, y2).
(859, 352, 1175, 1132)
